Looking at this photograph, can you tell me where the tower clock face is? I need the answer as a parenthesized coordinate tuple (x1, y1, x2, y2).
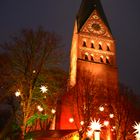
(87, 21, 105, 35)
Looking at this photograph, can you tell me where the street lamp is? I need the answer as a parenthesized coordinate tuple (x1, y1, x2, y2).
(94, 130, 100, 140)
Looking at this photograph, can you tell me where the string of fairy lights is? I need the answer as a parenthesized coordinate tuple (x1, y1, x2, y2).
(15, 85, 56, 113)
(68, 105, 140, 139)
(15, 86, 140, 139)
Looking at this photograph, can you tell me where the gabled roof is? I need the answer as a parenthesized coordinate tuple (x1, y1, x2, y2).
(77, 0, 111, 32)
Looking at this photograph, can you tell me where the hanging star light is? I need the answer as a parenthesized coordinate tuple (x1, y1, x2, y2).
(88, 119, 102, 140)
(40, 85, 48, 93)
(89, 119, 102, 131)
(133, 122, 140, 139)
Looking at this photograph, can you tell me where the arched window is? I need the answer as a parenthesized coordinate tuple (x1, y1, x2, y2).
(106, 56, 110, 64)
(83, 41, 86, 47)
(99, 44, 102, 50)
(100, 56, 103, 63)
(91, 55, 94, 61)
(85, 53, 88, 60)
(107, 45, 110, 51)
(91, 43, 94, 48)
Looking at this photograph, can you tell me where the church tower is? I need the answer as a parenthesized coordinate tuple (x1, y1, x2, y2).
(56, 0, 118, 130)
(69, 0, 118, 88)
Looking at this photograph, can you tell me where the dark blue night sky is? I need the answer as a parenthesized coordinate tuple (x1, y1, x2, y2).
(0, 0, 140, 94)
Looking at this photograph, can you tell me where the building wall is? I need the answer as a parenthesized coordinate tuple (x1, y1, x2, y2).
(56, 8, 119, 131)
(56, 94, 79, 129)
(57, 60, 118, 129)
(77, 60, 118, 87)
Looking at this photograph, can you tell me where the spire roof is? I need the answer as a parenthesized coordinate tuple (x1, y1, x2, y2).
(77, 0, 111, 32)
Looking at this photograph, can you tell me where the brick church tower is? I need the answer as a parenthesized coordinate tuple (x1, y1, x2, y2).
(56, 0, 118, 131)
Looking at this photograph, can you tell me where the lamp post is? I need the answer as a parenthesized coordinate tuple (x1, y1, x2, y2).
(94, 130, 100, 140)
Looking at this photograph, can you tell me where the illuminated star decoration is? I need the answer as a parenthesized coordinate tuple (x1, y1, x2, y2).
(89, 119, 102, 131)
(40, 85, 48, 93)
(87, 119, 102, 138)
(133, 122, 140, 139)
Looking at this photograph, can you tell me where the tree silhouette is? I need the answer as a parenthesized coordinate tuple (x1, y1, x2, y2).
(0, 27, 67, 137)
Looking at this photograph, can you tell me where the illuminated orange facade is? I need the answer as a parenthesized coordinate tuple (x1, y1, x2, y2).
(56, 0, 118, 132)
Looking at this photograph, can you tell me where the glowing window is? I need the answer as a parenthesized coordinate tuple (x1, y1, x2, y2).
(83, 41, 86, 47)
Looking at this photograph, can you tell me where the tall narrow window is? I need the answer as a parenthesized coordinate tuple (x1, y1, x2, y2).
(91, 55, 94, 61)
(99, 44, 102, 50)
(107, 46, 110, 51)
(91, 43, 94, 48)
(83, 41, 86, 47)
(106, 56, 110, 64)
(100, 56, 103, 63)
(85, 53, 88, 60)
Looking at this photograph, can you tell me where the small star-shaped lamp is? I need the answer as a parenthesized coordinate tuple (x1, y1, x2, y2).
(89, 119, 102, 131)
(87, 119, 102, 140)
(40, 85, 48, 93)
(133, 122, 140, 139)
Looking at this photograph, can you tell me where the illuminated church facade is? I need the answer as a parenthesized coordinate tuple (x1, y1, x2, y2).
(55, 0, 119, 138)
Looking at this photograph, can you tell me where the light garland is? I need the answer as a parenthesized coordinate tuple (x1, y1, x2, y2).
(15, 90, 21, 97)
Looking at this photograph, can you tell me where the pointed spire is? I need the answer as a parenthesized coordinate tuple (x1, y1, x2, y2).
(77, 0, 111, 32)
